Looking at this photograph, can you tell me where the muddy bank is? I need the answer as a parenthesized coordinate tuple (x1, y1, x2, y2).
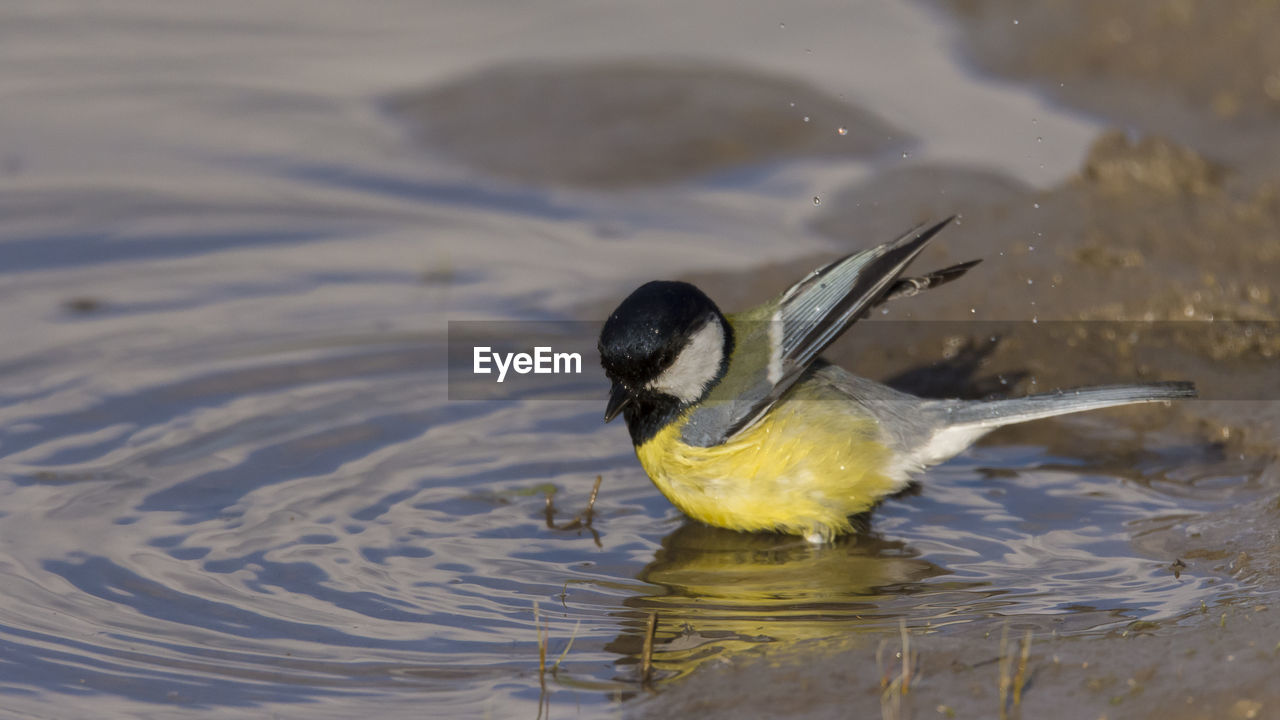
(928, 0, 1280, 180)
(636, 599, 1279, 720)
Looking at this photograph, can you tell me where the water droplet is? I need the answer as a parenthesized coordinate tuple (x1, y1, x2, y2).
(1036, 136, 1043, 143)
(812, 196, 821, 206)
(1032, 117, 1038, 125)
(837, 127, 848, 136)
(789, 101, 796, 108)
(970, 307, 976, 314)
(1013, 18, 1019, 24)
(901, 151, 911, 159)
(1028, 245, 1035, 251)
(1027, 278, 1034, 285)
(803, 115, 810, 123)
(1033, 202, 1040, 209)
(779, 22, 786, 29)
(1032, 315, 1038, 324)
(805, 48, 812, 54)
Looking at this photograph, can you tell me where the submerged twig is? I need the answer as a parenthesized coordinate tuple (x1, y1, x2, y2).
(583, 475, 602, 523)
(544, 476, 605, 547)
(640, 611, 658, 688)
(535, 601, 549, 720)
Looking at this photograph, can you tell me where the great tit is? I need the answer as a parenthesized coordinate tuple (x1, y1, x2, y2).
(598, 217, 1196, 543)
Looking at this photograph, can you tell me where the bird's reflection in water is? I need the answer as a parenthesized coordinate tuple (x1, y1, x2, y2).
(606, 519, 967, 684)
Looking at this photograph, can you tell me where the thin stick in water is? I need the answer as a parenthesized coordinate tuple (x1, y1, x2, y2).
(640, 611, 658, 687)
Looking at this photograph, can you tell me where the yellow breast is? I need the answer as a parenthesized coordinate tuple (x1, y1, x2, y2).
(634, 393, 901, 541)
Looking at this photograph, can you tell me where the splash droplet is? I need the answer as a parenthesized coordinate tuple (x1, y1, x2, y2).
(812, 196, 821, 206)
(837, 127, 848, 136)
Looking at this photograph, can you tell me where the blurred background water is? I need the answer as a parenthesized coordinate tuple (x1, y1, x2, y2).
(0, 2, 1274, 718)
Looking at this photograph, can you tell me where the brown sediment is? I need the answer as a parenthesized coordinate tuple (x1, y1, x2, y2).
(928, 0, 1280, 179)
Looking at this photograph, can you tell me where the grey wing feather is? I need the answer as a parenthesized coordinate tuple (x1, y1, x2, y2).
(717, 216, 956, 440)
(873, 259, 981, 308)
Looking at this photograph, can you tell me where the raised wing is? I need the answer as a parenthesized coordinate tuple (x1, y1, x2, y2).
(683, 217, 959, 445)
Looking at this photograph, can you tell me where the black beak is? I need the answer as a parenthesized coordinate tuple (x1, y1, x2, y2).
(604, 382, 632, 423)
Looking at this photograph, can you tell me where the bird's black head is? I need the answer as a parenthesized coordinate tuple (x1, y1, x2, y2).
(598, 280, 733, 444)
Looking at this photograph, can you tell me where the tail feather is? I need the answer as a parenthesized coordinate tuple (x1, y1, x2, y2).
(942, 381, 1197, 430)
(906, 381, 1196, 469)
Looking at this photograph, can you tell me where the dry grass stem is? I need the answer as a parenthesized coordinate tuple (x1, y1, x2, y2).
(900, 619, 912, 694)
(552, 620, 581, 677)
(997, 623, 1012, 720)
(879, 621, 915, 720)
(535, 601, 548, 683)
(877, 638, 889, 690)
(1013, 629, 1032, 706)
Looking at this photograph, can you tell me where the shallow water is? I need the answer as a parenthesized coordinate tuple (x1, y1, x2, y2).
(0, 331, 1264, 718)
(0, 2, 1272, 719)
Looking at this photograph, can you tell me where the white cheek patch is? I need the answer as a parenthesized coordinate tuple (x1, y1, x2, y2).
(647, 319, 725, 403)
